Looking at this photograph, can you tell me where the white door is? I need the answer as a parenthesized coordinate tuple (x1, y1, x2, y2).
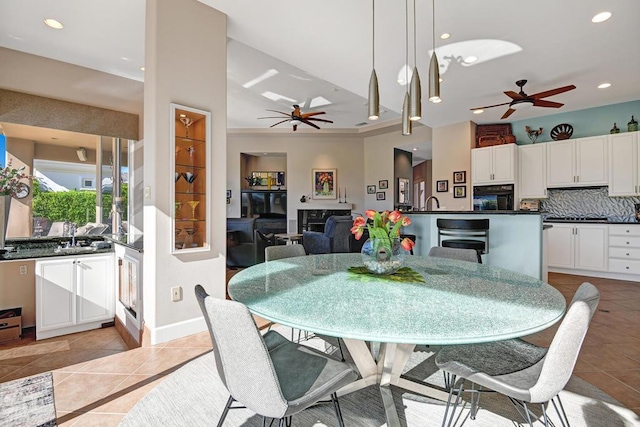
(518, 144, 547, 199)
(546, 140, 575, 187)
(472, 147, 493, 184)
(76, 255, 114, 324)
(492, 144, 516, 183)
(576, 136, 608, 186)
(547, 224, 575, 268)
(575, 225, 608, 271)
(608, 133, 638, 196)
(36, 258, 75, 332)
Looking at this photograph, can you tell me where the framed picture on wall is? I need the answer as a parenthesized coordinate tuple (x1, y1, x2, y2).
(376, 192, 386, 200)
(312, 168, 337, 199)
(436, 180, 448, 193)
(378, 180, 388, 189)
(454, 185, 467, 198)
(367, 185, 376, 194)
(453, 171, 466, 184)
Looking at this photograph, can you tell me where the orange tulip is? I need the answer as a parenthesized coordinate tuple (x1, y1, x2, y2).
(401, 216, 412, 226)
(365, 210, 377, 220)
(353, 216, 366, 227)
(388, 210, 402, 223)
(401, 237, 415, 252)
(351, 225, 364, 240)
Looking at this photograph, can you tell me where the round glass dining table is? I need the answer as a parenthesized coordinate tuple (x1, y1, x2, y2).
(227, 253, 566, 426)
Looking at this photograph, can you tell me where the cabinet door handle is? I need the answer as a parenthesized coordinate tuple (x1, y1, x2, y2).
(626, 266, 630, 270)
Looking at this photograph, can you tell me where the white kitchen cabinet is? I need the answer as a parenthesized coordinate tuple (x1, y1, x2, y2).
(518, 144, 547, 199)
(472, 144, 516, 185)
(608, 131, 640, 196)
(608, 225, 640, 275)
(546, 136, 608, 188)
(547, 223, 608, 271)
(36, 253, 114, 340)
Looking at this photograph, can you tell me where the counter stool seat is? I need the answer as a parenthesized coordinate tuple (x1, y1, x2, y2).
(437, 218, 489, 264)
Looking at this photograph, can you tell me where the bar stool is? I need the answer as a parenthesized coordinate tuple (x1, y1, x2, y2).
(437, 218, 489, 263)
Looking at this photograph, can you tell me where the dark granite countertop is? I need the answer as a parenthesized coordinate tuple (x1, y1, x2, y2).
(104, 234, 144, 252)
(406, 210, 543, 215)
(1, 236, 114, 261)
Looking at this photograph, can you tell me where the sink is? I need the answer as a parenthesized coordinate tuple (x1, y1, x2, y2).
(54, 246, 97, 253)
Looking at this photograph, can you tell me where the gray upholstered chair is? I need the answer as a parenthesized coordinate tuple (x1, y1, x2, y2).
(195, 285, 357, 427)
(302, 215, 353, 254)
(428, 246, 479, 263)
(265, 244, 306, 261)
(435, 282, 600, 427)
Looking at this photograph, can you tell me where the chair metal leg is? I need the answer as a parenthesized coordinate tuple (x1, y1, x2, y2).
(442, 375, 465, 427)
(331, 392, 346, 427)
(336, 338, 346, 362)
(551, 395, 570, 427)
(217, 395, 234, 427)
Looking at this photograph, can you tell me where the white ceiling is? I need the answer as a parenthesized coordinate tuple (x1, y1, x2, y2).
(1, 0, 639, 164)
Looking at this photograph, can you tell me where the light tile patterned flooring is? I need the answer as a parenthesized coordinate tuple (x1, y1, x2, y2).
(0, 272, 639, 425)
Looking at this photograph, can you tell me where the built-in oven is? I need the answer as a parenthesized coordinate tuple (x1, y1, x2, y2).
(473, 184, 515, 211)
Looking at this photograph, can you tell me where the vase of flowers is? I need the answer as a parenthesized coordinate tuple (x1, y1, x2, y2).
(352, 210, 416, 275)
(1, 163, 29, 251)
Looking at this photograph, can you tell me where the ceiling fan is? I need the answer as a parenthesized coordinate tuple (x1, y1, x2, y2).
(258, 104, 333, 131)
(471, 80, 577, 120)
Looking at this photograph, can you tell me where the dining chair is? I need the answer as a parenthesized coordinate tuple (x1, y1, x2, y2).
(428, 246, 478, 263)
(265, 244, 306, 261)
(195, 285, 357, 427)
(435, 282, 600, 427)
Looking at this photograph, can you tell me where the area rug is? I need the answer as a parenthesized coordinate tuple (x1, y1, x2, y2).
(0, 371, 57, 427)
(120, 331, 639, 427)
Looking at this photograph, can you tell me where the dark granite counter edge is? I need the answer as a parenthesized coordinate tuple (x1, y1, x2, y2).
(104, 235, 144, 253)
(406, 210, 542, 215)
(1, 247, 114, 261)
(543, 220, 640, 225)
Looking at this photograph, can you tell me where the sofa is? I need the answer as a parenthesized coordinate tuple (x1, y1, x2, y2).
(302, 215, 353, 254)
(226, 215, 287, 267)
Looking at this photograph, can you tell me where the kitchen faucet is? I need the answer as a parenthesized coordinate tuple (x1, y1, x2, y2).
(425, 195, 440, 211)
(69, 223, 77, 248)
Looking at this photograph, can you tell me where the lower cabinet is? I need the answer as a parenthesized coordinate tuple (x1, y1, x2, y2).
(36, 254, 115, 340)
(547, 224, 608, 271)
(608, 225, 640, 275)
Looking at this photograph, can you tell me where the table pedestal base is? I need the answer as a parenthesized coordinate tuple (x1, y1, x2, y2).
(338, 339, 450, 427)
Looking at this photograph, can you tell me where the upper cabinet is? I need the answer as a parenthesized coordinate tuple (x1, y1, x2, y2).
(471, 144, 516, 185)
(518, 144, 547, 199)
(546, 136, 608, 188)
(608, 131, 640, 197)
(171, 103, 211, 254)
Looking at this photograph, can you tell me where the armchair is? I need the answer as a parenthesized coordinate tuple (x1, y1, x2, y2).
(302, 215, 353, 254)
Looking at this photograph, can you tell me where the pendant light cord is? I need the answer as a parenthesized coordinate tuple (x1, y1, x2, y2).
(413, 0, 417, 69)
(405, 0, 409, 93)
(432, 0, 436, 55)
(372, 0, 375, 69)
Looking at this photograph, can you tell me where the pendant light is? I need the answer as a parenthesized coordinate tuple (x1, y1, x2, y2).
(409, 0, 422, 120)
(402, 0, 412, 135)
(368, 0, 380, 121)
(428, 0, 441, 102)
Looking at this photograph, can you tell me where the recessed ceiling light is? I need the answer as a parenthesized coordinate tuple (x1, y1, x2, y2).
(412, 147, 418, 151)
(140, 66, 145, 71)
(44, 18, 64, 29)
(473, 109, 484, 114)
(431, 97, 442, 103)
(592, 12, 612, 23)
(439, 78, 443, 83)
(179, 114, 187, 118)
(440, 33, 451, 40)
(463, 56, 478, 64)
(597, 82, 611, 89)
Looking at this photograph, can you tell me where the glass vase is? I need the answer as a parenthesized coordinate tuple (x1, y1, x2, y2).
(361, 237, 406, 275)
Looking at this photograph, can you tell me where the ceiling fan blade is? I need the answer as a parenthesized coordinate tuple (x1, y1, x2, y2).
(501, 108, 516, 119)
(504, 91, 525, 100)
(533, 99, 564, 108)
(265, 109, 290, 116)
(269, 119, 290, 128)
(258, 116, 289, 119)
(530, 85, 576, 99)
(300, 118, 321, 129)
(301, 111, 326, 118)
(470, 101, 511, 110)
(306, 118, 334, 124)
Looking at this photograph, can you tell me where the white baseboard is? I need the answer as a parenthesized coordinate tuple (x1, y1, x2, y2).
(148, 315, 208, 345)
(549, 267, 640, 282)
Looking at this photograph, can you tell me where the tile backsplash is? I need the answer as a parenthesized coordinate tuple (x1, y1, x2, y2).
(541, 187, 640, 222)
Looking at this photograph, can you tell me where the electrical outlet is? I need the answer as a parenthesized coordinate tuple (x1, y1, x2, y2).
(144, 186, 151, 200)
(19, 265, 27, 275)
(171, 286, 182, 302)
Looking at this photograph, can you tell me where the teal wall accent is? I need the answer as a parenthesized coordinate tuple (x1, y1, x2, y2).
(510, 100, 640, 145)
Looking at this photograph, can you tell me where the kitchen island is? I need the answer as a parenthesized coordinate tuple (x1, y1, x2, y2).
(402, 211, 546, 280)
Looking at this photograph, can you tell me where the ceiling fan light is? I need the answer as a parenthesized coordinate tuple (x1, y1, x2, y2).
(511, 99, 534, 110)
(402, 93, 412, 136)
(368, 69, 380, 120)
(428, 53, 441, 101)
(409, 67, 422, 120)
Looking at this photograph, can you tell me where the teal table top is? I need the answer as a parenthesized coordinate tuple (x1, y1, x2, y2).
(228, 253, 566, 345)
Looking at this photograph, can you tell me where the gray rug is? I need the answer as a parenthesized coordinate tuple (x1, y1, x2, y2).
(120, 331, 639, 426)
(0, 371, 57, 427)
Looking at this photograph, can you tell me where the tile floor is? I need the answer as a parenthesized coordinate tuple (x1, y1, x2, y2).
(0, 272, 638, 426)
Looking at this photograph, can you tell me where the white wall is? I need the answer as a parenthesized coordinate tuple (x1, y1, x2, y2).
(143, 0, 227, 344)
(228, 133, 364, 231)
(432, 122, 476, 211)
